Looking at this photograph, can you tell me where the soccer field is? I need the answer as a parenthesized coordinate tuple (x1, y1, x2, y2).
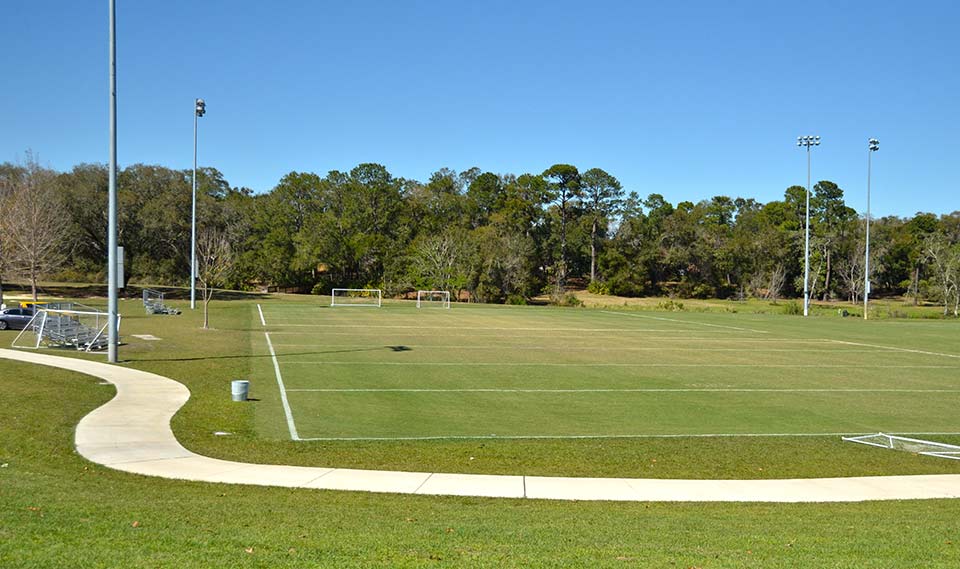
(252, 300, 960, 442)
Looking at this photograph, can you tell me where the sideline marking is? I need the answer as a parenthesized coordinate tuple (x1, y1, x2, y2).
(257, 303, 267, 326)
(265, 331, 300, 441)
(601, 310, 768, 333)
(280, 361, 959, 369)
(830, 340, 960, 360)
(286, 387, 960, 393)
(296, 431, 960, 442)
(270, 342, 888, 353)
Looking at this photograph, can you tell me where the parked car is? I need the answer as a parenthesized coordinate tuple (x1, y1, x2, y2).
(0, 307, 35, 330)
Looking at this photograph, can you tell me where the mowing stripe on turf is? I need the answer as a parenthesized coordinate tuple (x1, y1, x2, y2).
(278, 361, 960, 369)
(829, 339, 960, 359)
(284, 387, 960, 393)
(269, 343, 890, 353)
(601, 310, 768, 333)
(294, 431, 960, 442)
(259, 304, 300, 441)
(265, 324, 684, 332)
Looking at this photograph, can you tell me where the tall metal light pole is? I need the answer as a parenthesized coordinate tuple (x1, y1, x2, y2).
(107, 0, 119, 363)
(797, 135, 820, 317)
(864, 138, 879, 320)
(190, 98, 205, 310)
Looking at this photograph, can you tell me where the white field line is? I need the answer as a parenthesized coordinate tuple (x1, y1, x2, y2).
(265, 333, 829, 342)
(265, 324, 680, 332)
(264, 330, 300, 441)
(285, 387, 960, 393)
(257, 303, 267, 326)
(829, 339, 960, 359)
(278, 361, 959, 369)
(269, 343, 889, 353)
(295, 431, 960, 442)
(600, 310, 768, 333)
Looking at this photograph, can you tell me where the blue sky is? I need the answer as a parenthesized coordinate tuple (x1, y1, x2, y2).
(3, 1, 958, 217)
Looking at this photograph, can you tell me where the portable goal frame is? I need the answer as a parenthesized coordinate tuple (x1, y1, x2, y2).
(416, 290, 451, 309)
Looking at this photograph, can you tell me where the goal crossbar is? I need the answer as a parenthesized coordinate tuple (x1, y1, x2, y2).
(330, 288, 382, 307)
(842, 432, 960, 460)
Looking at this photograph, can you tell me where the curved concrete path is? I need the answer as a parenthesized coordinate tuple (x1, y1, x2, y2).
(6, 347, 960, 502)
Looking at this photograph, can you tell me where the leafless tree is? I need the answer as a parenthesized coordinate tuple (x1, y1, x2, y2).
(1, 154, 68, 302)
(196, 226, 235, 329)
(922, 233, 960, 317)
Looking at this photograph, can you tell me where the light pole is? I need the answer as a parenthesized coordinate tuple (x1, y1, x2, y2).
(864, 138, 879, 320)
(107, 0, 118, 363)
(190, 98, 205, 310)
(797, 135, 820, 317)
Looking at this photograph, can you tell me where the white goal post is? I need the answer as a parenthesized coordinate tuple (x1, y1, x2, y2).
(330, 288, 382, 307)
(416, 290, 450, 309)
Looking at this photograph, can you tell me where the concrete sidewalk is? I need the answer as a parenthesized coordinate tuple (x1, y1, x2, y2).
(5, 347, 960, 502)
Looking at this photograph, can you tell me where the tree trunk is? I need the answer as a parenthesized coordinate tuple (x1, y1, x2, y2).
(31, 273, 38, 303)
(590, 217, 597, 283)
(822, 249, 831, 301)
(202, 284, 211, 329)
(912, 265, 920, 305)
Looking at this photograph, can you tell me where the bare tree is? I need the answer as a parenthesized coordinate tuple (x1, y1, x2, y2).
(922, 233, 960, 317)
(2, 154, 68, 302)
(196, 227, 235, 329)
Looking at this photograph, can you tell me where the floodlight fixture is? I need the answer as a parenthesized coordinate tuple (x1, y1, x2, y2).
(864, 138, 880, 320)
(797, 134, 821, 317)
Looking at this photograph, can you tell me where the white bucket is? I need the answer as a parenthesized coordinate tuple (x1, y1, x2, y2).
(231, 380, 250, 402)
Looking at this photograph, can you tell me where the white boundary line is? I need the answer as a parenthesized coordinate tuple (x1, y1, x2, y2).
(258, 304, 300, 441)
(278, 361, 959, 368)
(830, 339, 960, 359)
(285, 387, 960, 393)
(296, 431, 960, 442)
(601, 310, 769, 333)
(269, 343, 889, 353)
(257, 303, 266, 326)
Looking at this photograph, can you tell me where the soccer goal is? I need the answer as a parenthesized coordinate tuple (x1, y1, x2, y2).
(842, 433, 960, 460)
(12, 306, 119, 352)
(417, 290, 450, 309)
(331, 288, 382, 307)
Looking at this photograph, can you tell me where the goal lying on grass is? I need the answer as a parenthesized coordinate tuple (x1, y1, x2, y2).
(417, 290, 450, 309)
(11, 305, 118, 352)
(330, 288, 382, 307)
(843, 433, 960, 460)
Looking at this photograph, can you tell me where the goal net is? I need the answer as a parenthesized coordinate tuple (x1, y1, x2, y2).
(417, 290, 450, 309)
(843, 433, 960, 460)
(12, 306, 119, 352)
(331, 288, 382, 307)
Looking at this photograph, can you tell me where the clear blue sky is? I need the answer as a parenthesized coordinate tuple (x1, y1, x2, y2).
(3, 1, 958, 217)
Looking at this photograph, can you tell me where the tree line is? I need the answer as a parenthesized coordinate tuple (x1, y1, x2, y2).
(1, 154, 959, 315)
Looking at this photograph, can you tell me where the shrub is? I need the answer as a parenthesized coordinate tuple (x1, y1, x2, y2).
(657, 299, 685, 312)
(782, 301, 802, 315)
(587, 281, 610, 295)
(505, 294, 528, 305)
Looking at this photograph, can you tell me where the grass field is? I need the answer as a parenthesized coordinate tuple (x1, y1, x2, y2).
(6, 292, 960, 567)
(253, 299, 960, 446)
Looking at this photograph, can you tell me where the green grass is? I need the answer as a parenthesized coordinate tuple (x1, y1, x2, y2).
(5, 292, 960, 481)
(7, 360, 960, 567)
